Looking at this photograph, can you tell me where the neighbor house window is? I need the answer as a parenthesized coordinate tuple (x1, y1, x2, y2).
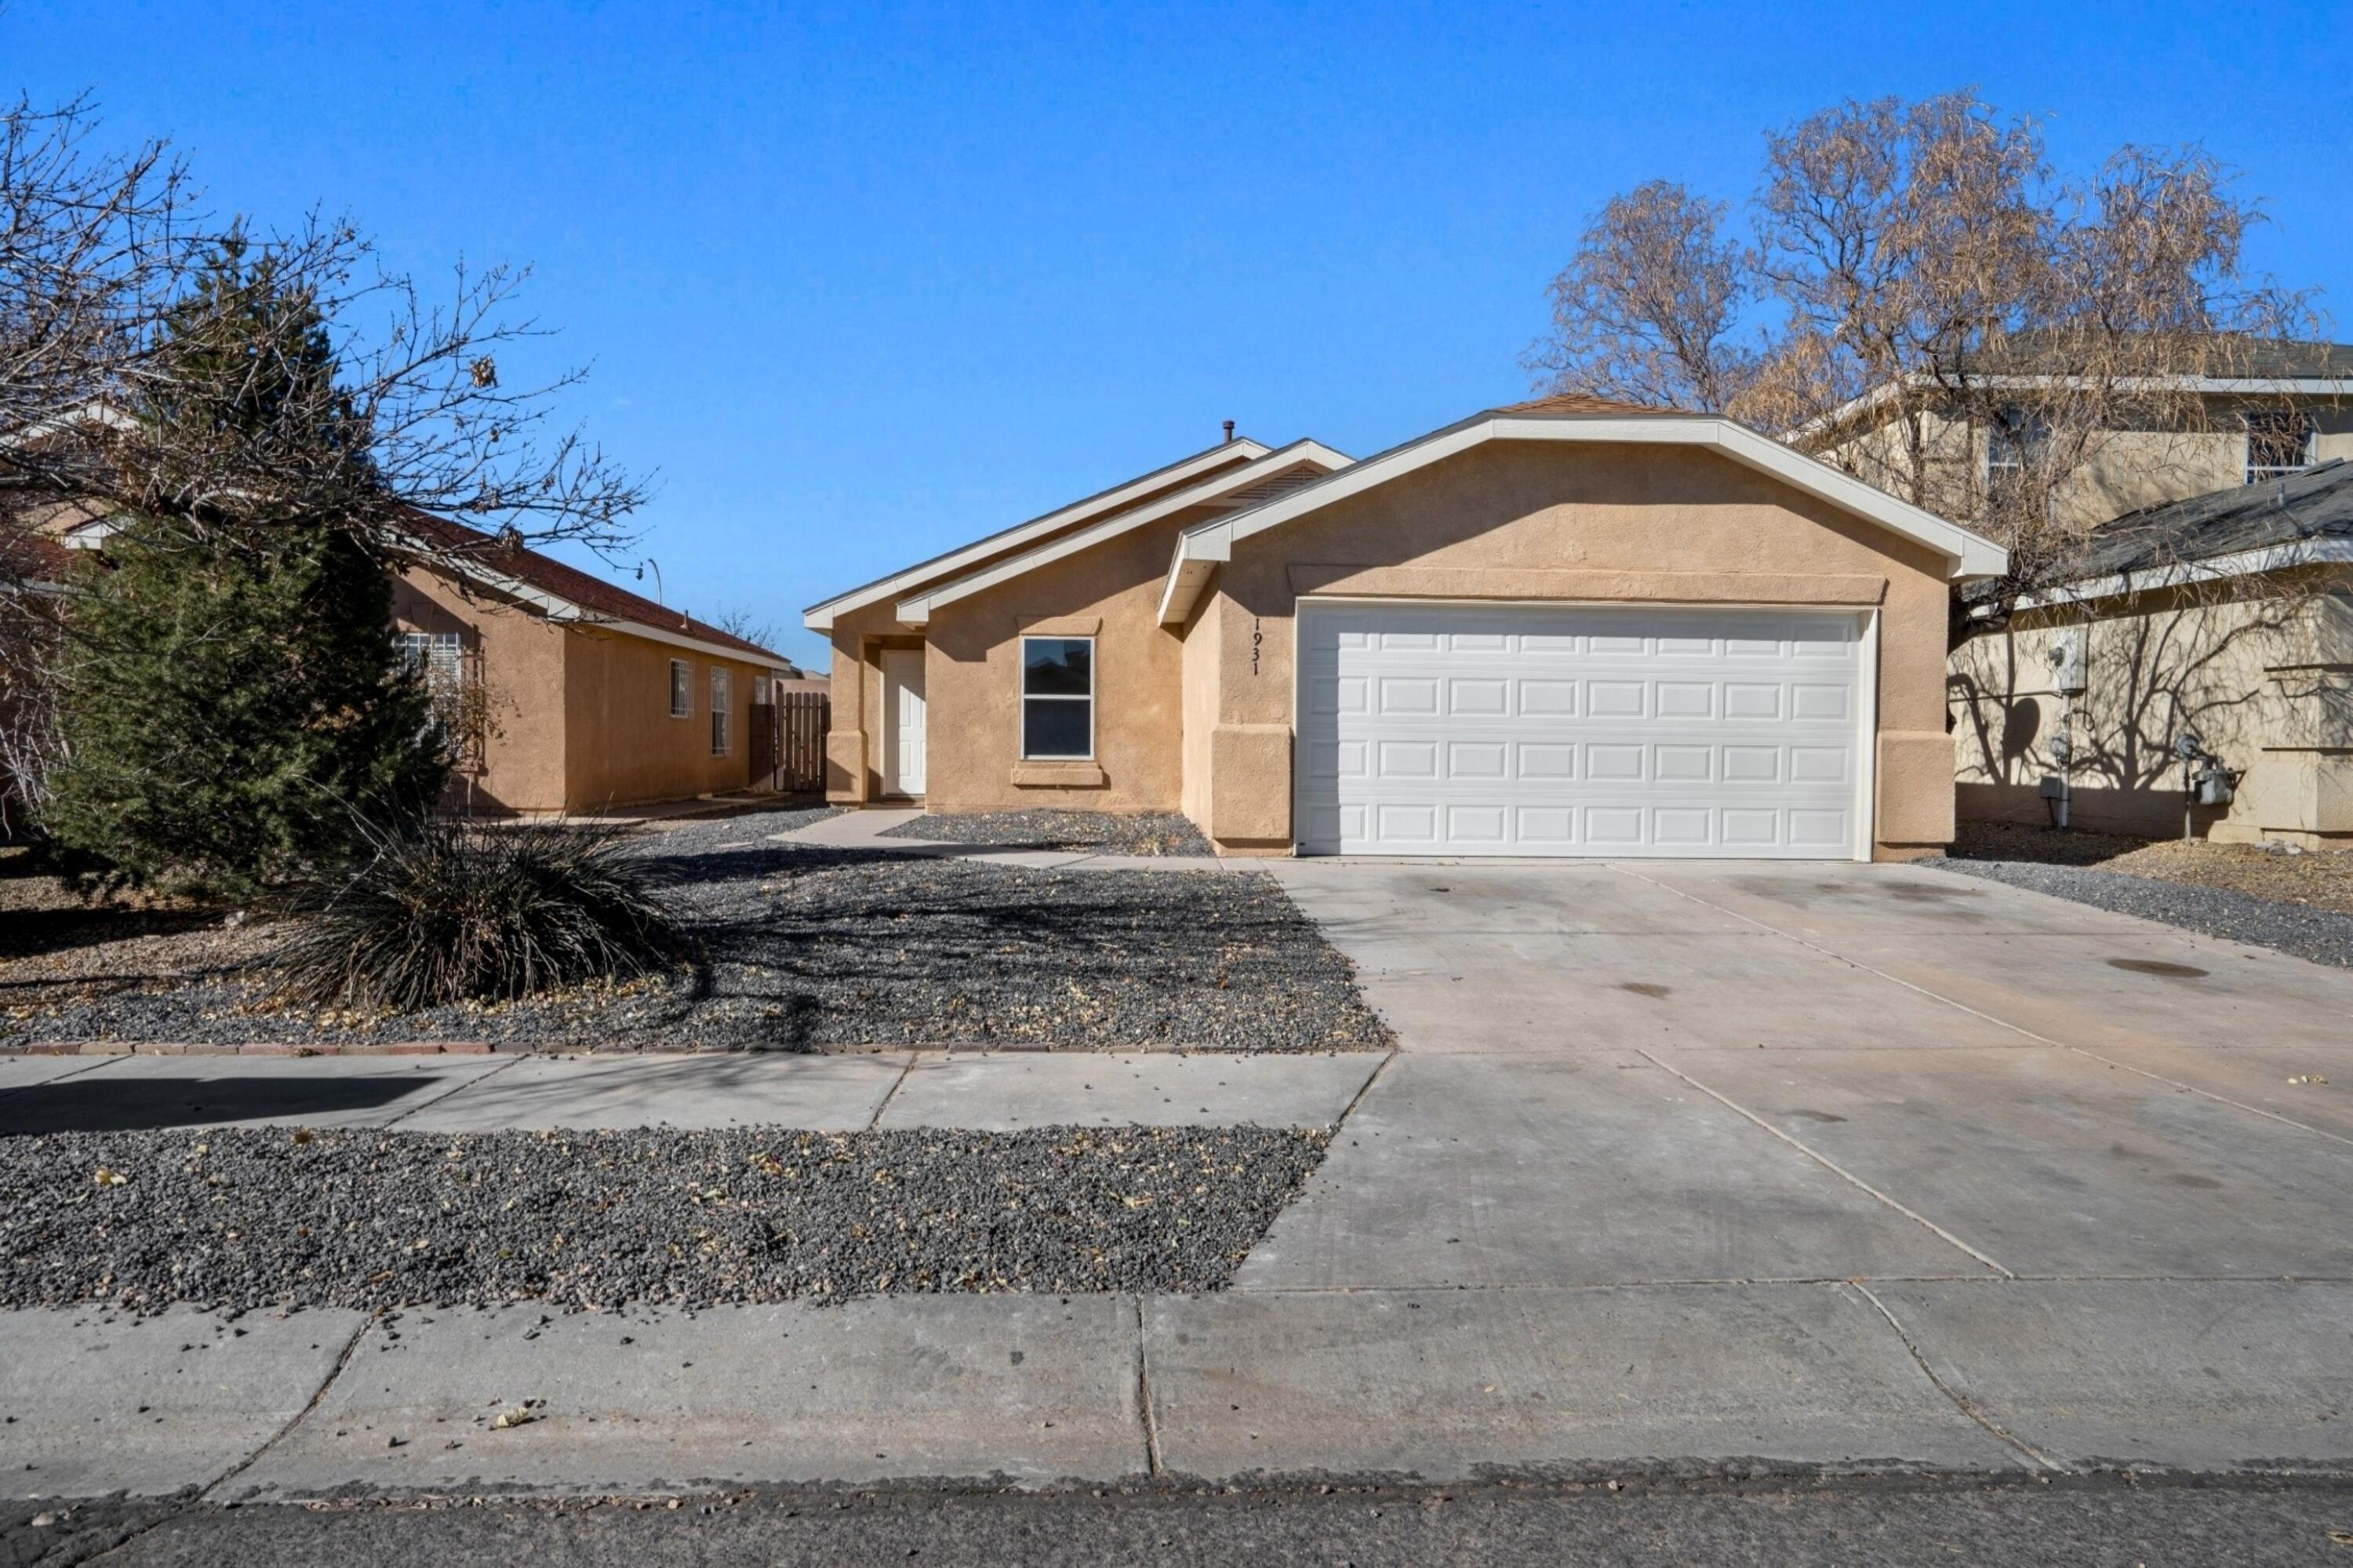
(1986, 405, 2049, 491)
(1020, 636, 1093, 759)
(709, 667, 731, 755)
(669, 659, 692, 719)
(398, 630, 463, 694)
(398, 630, 477, 765)
(2246, 412, 2314, 484)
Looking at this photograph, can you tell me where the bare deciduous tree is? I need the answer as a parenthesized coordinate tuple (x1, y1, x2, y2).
(1526, 181, 1758, 413)
(0, 95, 649, 590)
(710, 605, 784, 656)
(1531, 91, 2327, 602)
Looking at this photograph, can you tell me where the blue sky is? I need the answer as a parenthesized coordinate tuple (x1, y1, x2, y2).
(10, 2, 2351, 668)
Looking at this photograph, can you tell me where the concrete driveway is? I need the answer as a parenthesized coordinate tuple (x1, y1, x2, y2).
(1254, 856, 2353, 1286)
(1189, 856, 2353, 1474)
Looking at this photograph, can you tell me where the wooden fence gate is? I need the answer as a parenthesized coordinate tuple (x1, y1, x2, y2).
(751, 685, 830, 795)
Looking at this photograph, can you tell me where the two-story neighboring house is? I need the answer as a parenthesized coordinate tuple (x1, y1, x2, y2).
(1796, 339, 2353, 847)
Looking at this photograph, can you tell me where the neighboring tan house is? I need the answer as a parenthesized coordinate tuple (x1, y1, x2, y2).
(1951, 460, 2353, 847)
(806, 396, 2007, 860)
(39, 509, 806, 817)
(1800, 339, 2353, 532)
(386, 517, 806, 815)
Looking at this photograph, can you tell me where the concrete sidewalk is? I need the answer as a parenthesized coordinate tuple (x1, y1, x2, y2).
(9, 1278, 2348, 1501)
(0, 1050, 1386, 1136)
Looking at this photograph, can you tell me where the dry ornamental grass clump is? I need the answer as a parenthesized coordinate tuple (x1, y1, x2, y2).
(272, 820, 686, 1011)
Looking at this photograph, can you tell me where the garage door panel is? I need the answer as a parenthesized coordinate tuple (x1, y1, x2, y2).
(1448, 677, 1509, 715)
(1297, 602, 1868, 859)
(1449, 741, 1507, 779)
(1587, 681, 1647, 717)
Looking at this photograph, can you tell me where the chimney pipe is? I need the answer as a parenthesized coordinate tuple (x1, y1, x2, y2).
(1222, 420, 1235, 444)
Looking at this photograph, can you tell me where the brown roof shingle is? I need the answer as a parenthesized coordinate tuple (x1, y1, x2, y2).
(1488, 392, 1691, 417)
(401, 511, 791, 667)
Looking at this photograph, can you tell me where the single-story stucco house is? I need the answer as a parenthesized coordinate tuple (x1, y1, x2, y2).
(387, 516, 808, 816)
(808, 395, 2009, 860)
(1951, 458, 2353, 847)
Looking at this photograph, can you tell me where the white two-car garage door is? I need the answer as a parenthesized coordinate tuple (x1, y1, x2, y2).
(1295, 601, 1871, 859)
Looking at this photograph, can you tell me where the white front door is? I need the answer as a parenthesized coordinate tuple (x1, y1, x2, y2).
(882, 648, 928, 797)
(1295, 601, 1872, 859)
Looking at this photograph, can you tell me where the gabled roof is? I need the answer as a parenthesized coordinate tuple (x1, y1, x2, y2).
(399, 512, 796, 671)
(1158, 400, 2009, 624)
(802, 436, 1270, 632)
(2002, 459, 2353, 609)
(892, 439, 1353, 626)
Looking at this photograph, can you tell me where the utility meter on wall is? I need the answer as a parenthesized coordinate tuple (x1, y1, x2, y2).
(2047, 628, 2088, 694)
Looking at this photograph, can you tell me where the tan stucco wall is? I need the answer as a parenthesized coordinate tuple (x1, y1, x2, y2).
(562, 628, 768, 811)
(1951, 574, 2353, 846)
(912, 504, 1223, 813)
(818, 438, 1966, 856)
(820, 447, 1266, 806)
(397, 567, 775, 815)
(1179, 591, 1221, 826)
(1189, 440, 1959, 858)
(393, 569, 569, 815)
(1817, 396, 2353, 532)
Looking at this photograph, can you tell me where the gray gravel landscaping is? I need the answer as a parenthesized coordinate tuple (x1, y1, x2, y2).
(0, 1123, 1329, 1312)
(3, 805, 1387, 1050)
(881, 809, 1214, 856)
(1928, 855, 2353, 970)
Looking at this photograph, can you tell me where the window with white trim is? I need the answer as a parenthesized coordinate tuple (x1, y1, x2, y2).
(2246, 411, 2314, 484)
(709, 667, 731, 755)
(1020, 636, 1093, 759)
(670, 659, 692, 719)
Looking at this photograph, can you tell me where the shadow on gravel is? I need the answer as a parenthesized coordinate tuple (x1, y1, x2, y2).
(0, 1074, 432, 1134)
(6, 830, 1391, 1053)
(0, 904, 225, 962)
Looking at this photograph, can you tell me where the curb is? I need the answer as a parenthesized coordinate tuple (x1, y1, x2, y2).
(3, 1041, 498, 1058)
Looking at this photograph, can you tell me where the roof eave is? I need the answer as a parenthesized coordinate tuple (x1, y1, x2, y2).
(802, 437, 1274, 632)
(894, 440, 1353, 627)
(1158, 413, 2007, 617)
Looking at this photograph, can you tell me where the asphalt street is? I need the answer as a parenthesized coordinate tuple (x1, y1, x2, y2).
(8, 1475, 2351, 1566)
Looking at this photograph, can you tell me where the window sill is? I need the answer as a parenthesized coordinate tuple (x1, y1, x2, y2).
(1011, 760, 1105, 788)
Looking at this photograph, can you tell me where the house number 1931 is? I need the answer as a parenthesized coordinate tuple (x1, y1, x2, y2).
(1250, 618, 1263, 675)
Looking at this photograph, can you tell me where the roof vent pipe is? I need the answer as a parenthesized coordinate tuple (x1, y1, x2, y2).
(1222, 420, 1235, 444)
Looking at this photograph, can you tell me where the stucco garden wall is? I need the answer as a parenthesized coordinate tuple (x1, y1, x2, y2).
(1951, 576, 2353, 846)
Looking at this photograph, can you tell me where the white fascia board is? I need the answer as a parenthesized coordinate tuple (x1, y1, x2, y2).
(1156, 550, 1217, 625)
(2004, 538, 2353, 612)
(1787, 373, 2353, 442)
(0, 398, 140, 451)
(1158, 416, 2007, 623)
(802, 438, 1271, 632)
(895, 440, 1352, 626)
